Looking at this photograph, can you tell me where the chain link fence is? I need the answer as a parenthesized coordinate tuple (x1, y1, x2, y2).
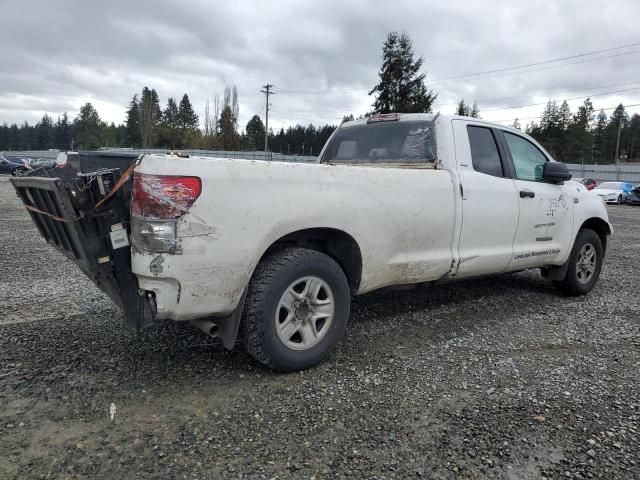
(565, 163, 640, 183)
(1, 149, 319, 163)
(3, 149, 640, 182)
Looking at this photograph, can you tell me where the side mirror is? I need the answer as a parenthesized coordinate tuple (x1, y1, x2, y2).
(542, 161, 572, 184)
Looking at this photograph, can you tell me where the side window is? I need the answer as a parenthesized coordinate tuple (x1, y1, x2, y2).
(503, 132, 547, 181)
(467, 126, 504, 177)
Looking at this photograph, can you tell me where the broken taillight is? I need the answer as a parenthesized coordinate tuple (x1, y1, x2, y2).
(131, 174, 202, 219)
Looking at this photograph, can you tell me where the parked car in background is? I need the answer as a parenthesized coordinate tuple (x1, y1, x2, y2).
(6, 156, 31, 165)
(0, 156, 29, 176)
(626, 185, 640, 205)
(593, 181, 634, 204)
(27, 158, 57, 170)
(580, 178, 598, 190)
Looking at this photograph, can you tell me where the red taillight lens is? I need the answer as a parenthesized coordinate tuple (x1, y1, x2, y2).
(131, 174, 202, 219)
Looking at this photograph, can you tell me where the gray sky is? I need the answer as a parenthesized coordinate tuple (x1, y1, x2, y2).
(1, 0, 639, 130)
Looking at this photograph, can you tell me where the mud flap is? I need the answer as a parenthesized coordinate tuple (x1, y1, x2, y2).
(214, 289, 247, 350)
(541, 260, 570, 281)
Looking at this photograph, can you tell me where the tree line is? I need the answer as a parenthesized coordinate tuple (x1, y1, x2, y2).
(0, 85, 336, 155)
(1, 30, 639, 163)
(522, 100, 640, 164)
(0, 80, 338, 155)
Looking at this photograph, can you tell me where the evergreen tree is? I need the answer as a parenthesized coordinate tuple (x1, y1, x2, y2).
(139, 87, 162, 147)
(125, 95, 141, 147)
(72, 103, 103, 149)
(592, 109, 608, 163)
(537, 100, 564, 158)
(35, 114, 54, 149)
(150, 89, 162, 124)
(245, 115, 265, 150)
(177, 93, 199, 131)
(455, 99, 480, 118)
(219, 106, 236, 150)
(607, 104, 629, 162)
(161, 97, 180, 148)
(176, 94, 199, 148)
(218, 87, 239, 150)
(566, 98, 594, 163)
(556, 100, 572, 158)
(54, 113, 72, 150)
(628, 113, 640, 161)
(369, 31, 437, 114)
(512, 118, 521, 131)
(559, 100, 571, 131)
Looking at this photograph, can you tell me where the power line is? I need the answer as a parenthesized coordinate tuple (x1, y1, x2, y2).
(480, 87, 640, 113)
(428, 50, 640, 85)
(435, 81, 640, 107)
(428, 41, 640, 82)
(268, 92, 640, 125)
(276, 87, 368, 95)
(275, 41, 640, 94)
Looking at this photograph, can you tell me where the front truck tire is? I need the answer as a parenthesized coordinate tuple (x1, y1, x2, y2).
(241, 247, 351, 372)
(553, 228, 603, 296)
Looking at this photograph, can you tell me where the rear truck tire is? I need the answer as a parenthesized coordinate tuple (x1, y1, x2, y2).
(241, 247, 351, 372)
(553, 228, 603, 296)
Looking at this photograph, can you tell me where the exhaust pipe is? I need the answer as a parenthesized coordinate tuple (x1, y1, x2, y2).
(190, 319, 219, 338)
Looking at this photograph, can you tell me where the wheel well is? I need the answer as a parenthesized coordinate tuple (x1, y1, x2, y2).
(580, 217, 611, 252)
(262, 228, 362, 292)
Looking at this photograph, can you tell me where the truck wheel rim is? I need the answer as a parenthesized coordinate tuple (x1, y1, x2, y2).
(576, 243, 596, 284)
(275, 276, 335, 351)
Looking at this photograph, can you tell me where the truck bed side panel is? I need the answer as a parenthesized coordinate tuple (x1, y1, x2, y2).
(132, 156, 456, 320)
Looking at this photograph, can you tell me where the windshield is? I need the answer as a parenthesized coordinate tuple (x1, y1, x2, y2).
(321, 120, 436, 165)
(596, 182, 622, 190)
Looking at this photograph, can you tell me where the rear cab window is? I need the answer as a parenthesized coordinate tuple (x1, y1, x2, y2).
(320, 118, 436, 166)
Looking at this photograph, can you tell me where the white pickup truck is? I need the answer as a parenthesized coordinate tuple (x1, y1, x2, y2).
(11, 113, 612, 371)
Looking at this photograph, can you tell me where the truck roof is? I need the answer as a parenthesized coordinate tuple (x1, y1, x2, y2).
(340, 113, 523, 136)
(341, 113, 437, 128)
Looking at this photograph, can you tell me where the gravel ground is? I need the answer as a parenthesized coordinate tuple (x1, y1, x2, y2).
(0, 175, 638, 479)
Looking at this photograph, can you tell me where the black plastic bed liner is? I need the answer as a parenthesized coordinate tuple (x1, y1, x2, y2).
(9, 152, 155, 329)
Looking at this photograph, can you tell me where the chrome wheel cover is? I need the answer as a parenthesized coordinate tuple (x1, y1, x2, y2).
(576, 243, 597, 284)
(275, 276, 335, 351)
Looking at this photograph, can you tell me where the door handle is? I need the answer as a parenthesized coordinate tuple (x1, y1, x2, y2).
(519, 190, 535, 199)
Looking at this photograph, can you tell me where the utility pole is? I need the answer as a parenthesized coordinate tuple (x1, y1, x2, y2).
(614, 116, 622, 181)
(261, 84, 274, 152)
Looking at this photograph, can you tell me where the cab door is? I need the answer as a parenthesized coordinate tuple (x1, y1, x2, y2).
(452, 120, 520, 277)
(497, 130, 574, 269)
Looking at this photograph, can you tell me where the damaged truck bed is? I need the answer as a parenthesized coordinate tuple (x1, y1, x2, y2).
(10, 152, 155, 330)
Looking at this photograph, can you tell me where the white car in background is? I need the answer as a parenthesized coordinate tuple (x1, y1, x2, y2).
(593, 181, 633, 204)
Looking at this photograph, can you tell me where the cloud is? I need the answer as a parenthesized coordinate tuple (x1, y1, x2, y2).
(0, 0, 638, 129)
